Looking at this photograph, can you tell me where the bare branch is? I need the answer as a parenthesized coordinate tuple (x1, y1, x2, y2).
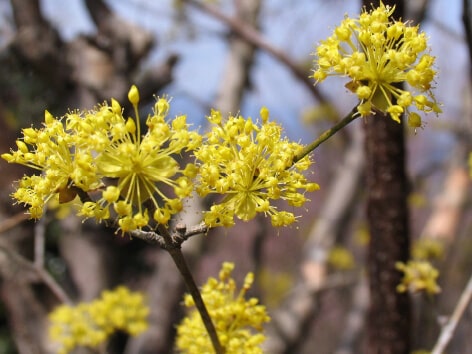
(9, 0, 70, 89)
(182, 0, 332, 106)
(0, 212, 30, 234)
(431, 272, 472, 354)
(462, 0, 472, 79)
(264, 122, 365, 353)
(0, 244, 72, 304)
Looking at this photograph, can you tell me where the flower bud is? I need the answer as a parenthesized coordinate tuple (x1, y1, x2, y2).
(128, 85, 140, 105)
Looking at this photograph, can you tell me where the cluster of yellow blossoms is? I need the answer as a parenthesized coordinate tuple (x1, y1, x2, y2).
(313, 2, 441, 127)
(412, 238, 444, 261)
(195, 108, 319, 227)
(2, 87, 200, 232)
(396, 239, 443, 296)
(2, 87, 318, 232)
(48, 286, 149, 354)
(396, 260, 441, 295)
(176, 262, 270, 354)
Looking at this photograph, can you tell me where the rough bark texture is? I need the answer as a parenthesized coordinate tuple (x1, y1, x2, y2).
(365, 111, 411, 354)
(364, 4, 410, 353)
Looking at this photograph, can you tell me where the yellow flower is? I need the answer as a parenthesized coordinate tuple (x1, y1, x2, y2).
(312, 2, 441, 127)
(412, 238, 444, 261)
(80, 87, 201, 232)
(396, 260, 440, 295)
(49, 286, 149, 354)
(3, 85, 201, 232)
(194, 107, 319, 227)
(176, 262, 270, 354)
(2, 111, 101, 218)
(328, 246, 355, 271)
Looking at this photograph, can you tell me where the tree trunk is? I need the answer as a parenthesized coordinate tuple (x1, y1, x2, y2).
(364, 2, 410, 353)
(365, 110, 410, 353)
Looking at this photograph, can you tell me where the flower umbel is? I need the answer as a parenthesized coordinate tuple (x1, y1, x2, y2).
(48, 286, 149, 354)
(396, 260, 441, 295)
(194, 107, 319, 227)
(81, 86, 201, 231)
(176, 262, 270, 354)
(312, 2, 441, 126)
(412, 238, 444, 261)
(2, 85, 201, 232)
(1, 110, 102, 218)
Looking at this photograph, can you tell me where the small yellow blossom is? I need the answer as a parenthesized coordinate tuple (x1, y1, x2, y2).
(3, 86, 202, 232)
(469, 152, 472, 178)
(412, 238, 444, 261)
(176, 262, 270, 354)
(1, 110, 102, 218)
(49, 286, 149, 354)
(396, 260, 440, 295)
(328, 246, 355, 270)
(312, 2, 441, 126)
(87, 88, 201, 231)
(194, 107, 319, 227)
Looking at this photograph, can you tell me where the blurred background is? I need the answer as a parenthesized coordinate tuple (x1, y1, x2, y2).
(0, 0, 471, 353)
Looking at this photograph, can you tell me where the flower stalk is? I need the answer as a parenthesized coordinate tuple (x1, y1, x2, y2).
(293, 107, 358, 164)
(159, 225, 224, 354)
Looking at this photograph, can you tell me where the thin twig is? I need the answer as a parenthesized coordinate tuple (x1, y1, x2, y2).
(462, 0, 472, 80)
(0, 244, 72, 304)
(159, 225, 224, 354)
(34, 212, 47, 268)
(431, 272, 472, 354)
(293, 107, 358, 163)
(34, 266, 73, 305)
(0, 212, 30, 234)
(129, 222, 208, 245)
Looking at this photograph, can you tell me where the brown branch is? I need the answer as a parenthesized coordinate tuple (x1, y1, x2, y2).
(83, 0, 154, 67)
(431, 271, 472, 354)
(125, 196, 206, 353)
(262, 272, 358, 353)
(182, 0, 332, 106)
(264, 120, 365, 353)
(213, 0, 262, 114)
(0, 244, 72, 304)
(158, 225, 224, 354)
(0, 212, 30, 234)
(10, 0, 48, 28)
(462, 0, 472, 80)
(9, 0, 70, 89)
(84, 0, 113, 30)
(293, 107, 358, 163)
(334, 275, 369, 354)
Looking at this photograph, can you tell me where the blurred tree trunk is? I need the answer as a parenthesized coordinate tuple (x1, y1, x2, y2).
(363, 1, 411, 353)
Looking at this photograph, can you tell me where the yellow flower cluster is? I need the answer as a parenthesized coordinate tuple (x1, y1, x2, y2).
(176, 262, 270, 354)
(194, 107, 319, 227)
(396, 260, 441, 295)
(412, 238, 444, 261)
(469, 152, 472, 178)
(328, 246, 355, 271)
(3, 86, 319, 231)
(2, 86, 200, 232)
(49, 286, 149, 354)
(1, 110, 102, 218)
(312, 2, 441, 127)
